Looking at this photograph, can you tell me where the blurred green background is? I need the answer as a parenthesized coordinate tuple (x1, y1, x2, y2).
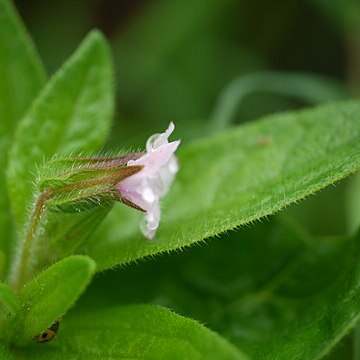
(14, 0, 359, 147)
(13, 1, 360, 358)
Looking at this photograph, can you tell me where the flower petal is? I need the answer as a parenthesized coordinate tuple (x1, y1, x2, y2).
(116, 123, 180, 239)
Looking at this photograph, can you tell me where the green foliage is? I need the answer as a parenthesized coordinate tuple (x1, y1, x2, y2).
(0, 0, 359, 358)
(0, 251, 5, 281)
(0, 0, 45, 130)
(211, 72, 347, 130)
(0, 283, 20, 342)
(0, 0, 46, 255)
(0, 345, 15, 360)
(18, 256, 95, 344)
(110, 0, 260, 147)
(33, 157, 142, 266)
(79, 217, 360, 359)
(114, 0, 239, 115)
(82, 100, 360, 270)
(0, 284, 19, 318)
(7, 30, 114, 229)
(20, 305, 245, 359)
(36, 158, 141, 214)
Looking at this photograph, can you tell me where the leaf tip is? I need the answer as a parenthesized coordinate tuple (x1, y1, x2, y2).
(68, 255, 97, 277)
(83, 29, 110, 53)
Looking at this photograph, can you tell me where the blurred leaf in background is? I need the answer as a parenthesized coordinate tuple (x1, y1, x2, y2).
(0, 0, 45, 267)
(14, 0, 349, 146)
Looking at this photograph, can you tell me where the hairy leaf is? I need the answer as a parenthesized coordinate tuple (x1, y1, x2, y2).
(17, 255, 95, 344)
(0, 283, 20, 342)
(7, 30, 114, 228)
(21, 305, 245, 359)
(82, 100, 360, 270)
(0, 283, 19, 317)
(80, 217, 360, 359)
(0, 0, 46, 253)
(0, 344, 15, 360)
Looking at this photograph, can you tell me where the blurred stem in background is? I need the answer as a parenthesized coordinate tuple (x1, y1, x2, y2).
(344, 0, 360, 97)
(210, 71, 347, 131)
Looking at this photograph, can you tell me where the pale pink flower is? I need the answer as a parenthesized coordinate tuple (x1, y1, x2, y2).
(116, 122, 180, 239)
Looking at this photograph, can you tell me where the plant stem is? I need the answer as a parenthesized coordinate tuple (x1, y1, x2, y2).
(9, 190, 52, 291)
(9, 160, 142, 290)
(210, 72, 347, 131)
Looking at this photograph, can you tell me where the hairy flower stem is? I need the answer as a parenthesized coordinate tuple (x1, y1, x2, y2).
(9, 190, 52, 291)
(9, 165, 142, 291)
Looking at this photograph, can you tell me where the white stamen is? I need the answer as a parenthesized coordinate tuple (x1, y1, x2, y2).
(142, 186, 156, 203)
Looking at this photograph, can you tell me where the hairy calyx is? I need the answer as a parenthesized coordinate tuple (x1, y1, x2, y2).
(10, 124, 180, 289)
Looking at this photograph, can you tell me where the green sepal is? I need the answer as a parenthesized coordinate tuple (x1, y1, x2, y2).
(34, 155, 142, 257)
(36, 155, 142, 213)
(36, 154, 142, 190)
(9, 155, 142, 289)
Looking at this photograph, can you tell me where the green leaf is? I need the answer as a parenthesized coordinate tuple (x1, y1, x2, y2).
(17, 255, 95, 344)
(7, 30, 114, 229)
(39, 207, 112, 266)
(0, 250, 5, 281)
(81, 100, 360, 271)
(0, 0, 46, 129)
(78, 217, 305, 310)
(21, 305, 245, 359)
(0, 344, 15, 360)
(0, 283, 20, 318)
(79, 217, 360, 359)
(0, 283, 20, 342)
(0, 0, 46, 252)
